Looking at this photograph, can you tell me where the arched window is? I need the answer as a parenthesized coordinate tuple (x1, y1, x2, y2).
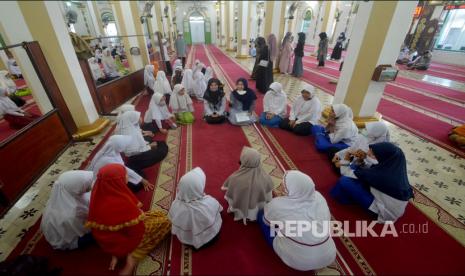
(301, 9, 312, 33)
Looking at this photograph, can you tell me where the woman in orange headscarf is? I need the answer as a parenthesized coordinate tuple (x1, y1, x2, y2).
(86, 164, 171, 275)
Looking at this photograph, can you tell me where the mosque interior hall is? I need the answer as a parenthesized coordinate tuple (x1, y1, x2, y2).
(1, 0, 465, 275)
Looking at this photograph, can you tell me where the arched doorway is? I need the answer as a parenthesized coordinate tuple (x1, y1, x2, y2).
(190, 12, 205, 44)
(301, 9, 312, 33)
(183, 10, 212, 45)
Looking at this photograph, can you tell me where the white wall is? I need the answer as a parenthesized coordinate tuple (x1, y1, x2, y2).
(431, 50, 465, 66)
(174, 1, 218, 44)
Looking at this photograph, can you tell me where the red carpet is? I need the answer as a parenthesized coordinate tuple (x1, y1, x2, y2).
(0, 101, 42, 143)
(210, 44, 465, 275)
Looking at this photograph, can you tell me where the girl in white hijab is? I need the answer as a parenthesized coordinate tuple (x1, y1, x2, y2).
(0, 70, 17, 94)
(154, 71, 173, 102)
(192, 62, 204, 77)
(144, 65, 156, 94)
(143, 93, 177, 134)
(88, 57, 105, 82)
(41, 170, 94, 250)
(173, 59, 182, 69)
(260, 170, 336, 271)
(168, 167, 223, 249)
(169, 84, 194, 125)
(204, 66, 213, 85)
(7, 58, 22, 78)
(102, 48, 120, 78)
(260, 82, 287, 127)
(95, 48, 103, 63)
(192, 70, 207, 99)
(222, 147, 274, 225)
(181, 69, 194, 96)
(279, 84, 321, 136)
(313, 103, 358, 152)
(172, 66, 183, 87)
(87, 135, 154, 192)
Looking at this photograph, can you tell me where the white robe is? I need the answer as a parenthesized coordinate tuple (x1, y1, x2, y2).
(264, 171, 336, 271)
(168, 167, 223, 249)
(263, 82, 287, 117)
(144, 93, 173, 129)
(192, 71, 206, 98)
(7, 59, 22, 76)
(289, 96, 322, 125)
(102, 49, 120, 77)
(115, 111, 151, 157)
(154, 71, 173, 95)
(181, 69, 194, 95)
(0, 70, 17, 94)
(87, 135, 142, 184)
(41, 171, 93, 250)
(330, 104, 358, 145)
(0, 94, 22, 116)
(169, 84, 194, 113)
(88, 57, 104, 81)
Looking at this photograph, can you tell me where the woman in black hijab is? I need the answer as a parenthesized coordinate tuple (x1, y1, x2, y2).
(292, 32, 306, 77)
(251, 37, 265, 80)
(254, 37, 273, 93)
(330, 142, 413, 222)
(330, 32, 345, 60)
(317, 32, 329, 67)
(203, 78, 227, 124)
(228, 78, 257, 125)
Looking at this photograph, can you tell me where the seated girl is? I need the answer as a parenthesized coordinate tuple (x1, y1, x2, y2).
(1, 70, 25, 107)
(173, 59, 182, 69)
(193, 71, 207, 99)
(260, 82, 287, 127)
(143, 93, 177, 134)
(331, 121, 390, 169)
(313, 103, 358, 152)
(259, 170, 336, 271)
(144, 65, 156, 95)
(330, 142, 413, 223)
(168, 167, 222, 250)
(88, 57, 106, 84)
(171, 66, 183, 87)
(154, 71, 173, 103)
(88, 135, 154, 192)
(41, 170, 95, 250)
(279, 84, 321, 136)
(0, 87, 39, 129)
(86, 164, 171, 275)
(228, 78, 257, 126)
(169, 84, 195, 125)
(222, 147, 273, 224)
(407, 50, 432, 70)
(114, 55, 130, 75)
(102, 48, 121, 78)
(181, 69, 194, 97)
(203, 78, 227, 124)
(115, 111, 169, 176)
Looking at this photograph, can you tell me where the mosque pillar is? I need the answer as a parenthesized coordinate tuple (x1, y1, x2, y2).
(16, 1, 99, 127)
(111, 1, 149, 71)
(226, 1, 234, 51)
(89, 1, 105, 37)
(332, 0, 418, 127)
(236, 1, 251, 58)
(264, 1, 286, 71)
(220, 1, 226, 46)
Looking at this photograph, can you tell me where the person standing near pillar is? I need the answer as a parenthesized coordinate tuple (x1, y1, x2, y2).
(317, 32, 329, 67)
(292, 32, 306, 77)
(255, 37, 273, 94)
(330, 32, 346, 60)
(175, 33, 187, 68)
(279, 32, 293, 74)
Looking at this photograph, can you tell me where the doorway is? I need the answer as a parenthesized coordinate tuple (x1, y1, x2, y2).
(189, 12, 205, 44)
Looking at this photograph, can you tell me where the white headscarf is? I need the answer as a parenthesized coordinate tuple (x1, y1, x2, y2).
(116, 104, 135, 117)
(193, 71, 206, 98)
(0, 86, 21, 116)
(181, 69, 194, 94)
(173, 59, 182, 69)
(155, 71, 173, 95)
(366, 121, 390, 144)
(7, 58, 22, 76)
(144, 93, 172, 123)
(192, 62, 204, 76)
(41, 170, 94, 250)
(115, 111, 150, 156)
(0, 70, 17, 94)
(168, 167, 223, 249)
(289, 84, 322, 125)
(264, 82, 287, 117)
(204, 66, 213, 84)
(169, 84, 193, 112)
(88, 135, 132, 172)
(264, 170, 336, 271)
(330, 104, 358, 145)
(102, 48, 117, 75)
(88, 57, 104, 80)
(144, 65, 156, 88)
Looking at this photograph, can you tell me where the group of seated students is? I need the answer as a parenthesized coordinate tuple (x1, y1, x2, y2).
(396, 46, 432, 70)
(38, 59, 414, 274)
(87, 46, 129, 85)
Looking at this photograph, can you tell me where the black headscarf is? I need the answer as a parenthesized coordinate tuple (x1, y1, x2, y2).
(203, 78, 225, 105)
(338, 32, 346, 41)
(319, 32, 328, 40)
(232, 78, 257, 111)
(294, 32, 306, 57)
(354, 143, 414, 201)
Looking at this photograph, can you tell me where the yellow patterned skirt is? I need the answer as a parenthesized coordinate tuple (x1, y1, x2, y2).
(131, 210, 171, 260)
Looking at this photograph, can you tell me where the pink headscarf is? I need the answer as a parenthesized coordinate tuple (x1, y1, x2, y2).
(267, 34, 278, 62)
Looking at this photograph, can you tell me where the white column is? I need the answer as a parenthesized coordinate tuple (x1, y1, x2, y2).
(0, 1, 53, 114)
(333, 1, 418, 117)
(87, 1, 102, 37)
(236, 1, 250, 57)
